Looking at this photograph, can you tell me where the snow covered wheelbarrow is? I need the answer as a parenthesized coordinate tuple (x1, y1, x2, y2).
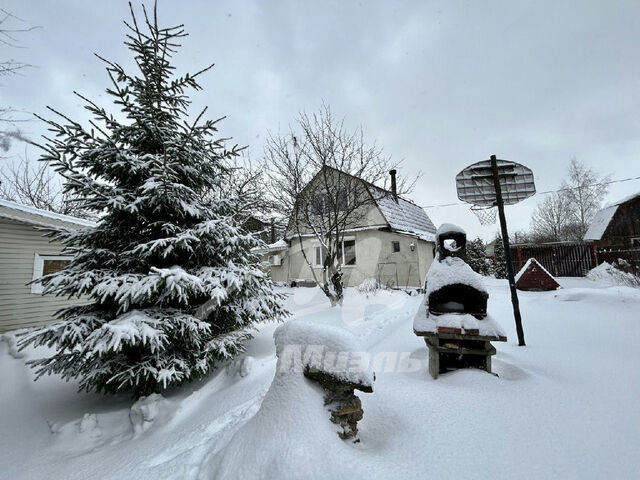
(413, 224, 506, 379)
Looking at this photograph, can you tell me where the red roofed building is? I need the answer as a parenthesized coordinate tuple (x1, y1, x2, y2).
(515, 258, 560, 291)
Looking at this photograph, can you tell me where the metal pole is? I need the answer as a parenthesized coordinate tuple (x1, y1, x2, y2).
(490, 155, 526, 346)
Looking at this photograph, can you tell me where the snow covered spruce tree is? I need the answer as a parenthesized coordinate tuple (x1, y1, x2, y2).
(492, 234, 508, 279)
(19, 5, 287, 397)
(467, 237, 491, 276)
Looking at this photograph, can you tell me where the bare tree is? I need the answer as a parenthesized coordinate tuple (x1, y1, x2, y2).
(0, 8, 40, 156)
(530, 192, 573, 242)
(264, 105, 417, 305)
(217, 153, 272, 217)
(561, 158, 611, 240)
(0, 156, 90, 218)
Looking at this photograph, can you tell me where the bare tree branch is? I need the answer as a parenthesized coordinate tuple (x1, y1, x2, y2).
(0, 155, 91, 218)
(264, 104, 419, 305)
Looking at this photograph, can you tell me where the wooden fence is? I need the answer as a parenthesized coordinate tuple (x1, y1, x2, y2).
(596, 245, 640, 272)
(512, 242, 596, 277)
(508, 242, 640, 277)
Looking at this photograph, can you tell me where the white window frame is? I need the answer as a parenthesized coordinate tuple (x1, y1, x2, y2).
(631, 237, 640, 247)
(311, 237, 357, 268)
(312, 241, 325, 268)
(31, 254, 72, 294)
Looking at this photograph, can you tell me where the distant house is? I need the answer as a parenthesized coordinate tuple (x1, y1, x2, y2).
(243, 215, 278, 244)
(584, 192, 640, 248)
(0, 199, 95, 333)
(257, 167, 437, 288)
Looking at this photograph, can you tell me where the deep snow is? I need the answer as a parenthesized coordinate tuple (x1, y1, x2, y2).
(2, 278, 640, 479)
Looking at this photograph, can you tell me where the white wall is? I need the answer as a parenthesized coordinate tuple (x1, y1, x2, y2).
(270, 230, 433, 288)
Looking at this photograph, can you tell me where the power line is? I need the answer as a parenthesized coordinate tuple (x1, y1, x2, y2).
(420, 174, 640, 209)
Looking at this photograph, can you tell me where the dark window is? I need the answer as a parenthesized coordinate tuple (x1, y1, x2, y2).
(392, 241, 400, 253)
(43, 259, 70, 276)
(342, 239, 356, 265)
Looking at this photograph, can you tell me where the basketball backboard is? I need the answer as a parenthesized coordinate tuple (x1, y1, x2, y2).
(455, 158, 535, 206)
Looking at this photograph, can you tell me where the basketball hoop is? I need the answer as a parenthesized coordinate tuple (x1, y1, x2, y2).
(471, 204, 497, 225)
(455, 155, 536, 347)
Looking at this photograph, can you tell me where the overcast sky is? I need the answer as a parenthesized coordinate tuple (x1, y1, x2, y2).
(3, 0, 640, 240)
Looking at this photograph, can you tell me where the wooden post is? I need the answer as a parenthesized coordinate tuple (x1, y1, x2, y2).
(491, 155, 526, 346)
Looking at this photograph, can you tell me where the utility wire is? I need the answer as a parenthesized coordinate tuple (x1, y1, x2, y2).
(420, 174, 640, 209)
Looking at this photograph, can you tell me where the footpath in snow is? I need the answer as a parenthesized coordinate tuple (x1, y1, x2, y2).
(1, 279, 640, 479)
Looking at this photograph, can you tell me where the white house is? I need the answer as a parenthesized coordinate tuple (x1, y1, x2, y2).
(0, 199, 95, 333)
(258, 168, 437, 288)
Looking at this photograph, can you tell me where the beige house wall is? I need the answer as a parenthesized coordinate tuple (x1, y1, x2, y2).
(0, 218, 85, 333)
(268, 229, 434, 288)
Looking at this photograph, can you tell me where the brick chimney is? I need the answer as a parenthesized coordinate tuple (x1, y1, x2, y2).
(389, 169, 398, 203)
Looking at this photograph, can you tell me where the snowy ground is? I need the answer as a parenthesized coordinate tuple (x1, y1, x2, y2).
(2, 278, 640, 479)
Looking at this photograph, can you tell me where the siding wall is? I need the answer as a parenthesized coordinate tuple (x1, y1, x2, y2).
(269, 230, 434, 288)
(0, 218, 82, 332)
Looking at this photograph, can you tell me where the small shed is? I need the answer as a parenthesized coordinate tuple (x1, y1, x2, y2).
(0, 199, 95, 333)
(515, 258, 560, 291)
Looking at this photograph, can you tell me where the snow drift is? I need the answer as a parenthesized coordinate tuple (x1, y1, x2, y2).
(201, 320, 373, 479)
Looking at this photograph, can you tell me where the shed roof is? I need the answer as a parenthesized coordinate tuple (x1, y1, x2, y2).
(583, 191, 640, 241)
(0, 198, 96, 229)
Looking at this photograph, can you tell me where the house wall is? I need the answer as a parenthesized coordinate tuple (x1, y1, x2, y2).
(0, 218, 83, 333)
(275, 230, 434, 288)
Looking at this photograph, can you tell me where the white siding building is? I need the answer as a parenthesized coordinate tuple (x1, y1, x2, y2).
(0, 199, 95, 333)
(257, 168, 437, 288)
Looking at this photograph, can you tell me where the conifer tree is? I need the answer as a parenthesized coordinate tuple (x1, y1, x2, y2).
(19, 4, 287, 397)
(467, 237, 490, 276)
(493, 234, 508, 279)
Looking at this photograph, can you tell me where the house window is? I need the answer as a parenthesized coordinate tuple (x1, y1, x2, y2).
(341, 239, 356, 266)
(310, 190, 350, 215)
(268, 254, 281, 266)
(392, 241, 400, 253)
(31, 254, 72, 294)
(631, 237, 640, 248)
(313, 245, 326, 268)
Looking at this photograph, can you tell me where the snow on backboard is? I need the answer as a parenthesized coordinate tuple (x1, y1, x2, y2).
(455, 158, 536, 206)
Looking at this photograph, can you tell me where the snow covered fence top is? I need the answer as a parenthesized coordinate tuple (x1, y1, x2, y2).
(274, 320, 374, 388)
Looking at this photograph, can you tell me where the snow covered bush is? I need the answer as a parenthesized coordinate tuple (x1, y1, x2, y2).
(356, 277, 381, 295)
(18, 5, 287, 397)
(587, 261, 640, 288)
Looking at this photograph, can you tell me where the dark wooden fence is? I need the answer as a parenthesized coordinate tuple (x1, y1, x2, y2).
(596, 245, 640, 272)
(512, 242, 596, 277)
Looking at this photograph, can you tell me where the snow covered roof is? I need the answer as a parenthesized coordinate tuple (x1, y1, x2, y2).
(252, 239, 288, 254)
(0, 198, 96, 229)
(514, 258, 555, 283)
(369, 185, 437, 241)
(584, 191, 640, 241)
(603, 190, 640, 208)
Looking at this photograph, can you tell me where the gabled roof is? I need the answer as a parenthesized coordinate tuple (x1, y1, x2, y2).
(290, 165, 436, 241)
(583, 191, 640, 241)
(0, 198, 96, 229)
